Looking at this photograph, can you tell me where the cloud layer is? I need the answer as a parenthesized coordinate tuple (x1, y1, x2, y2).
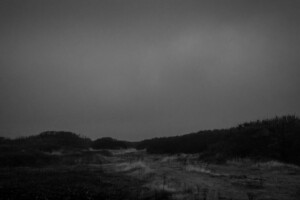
(1, 0, 299, 140)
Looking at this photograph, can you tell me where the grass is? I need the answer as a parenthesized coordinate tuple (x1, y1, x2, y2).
(115, 161, 152, 174)
(0, 166, 144, 200)
(1, 149, 299, 200)
(185, 164, 212, 174)
(252, 160, 300, 169)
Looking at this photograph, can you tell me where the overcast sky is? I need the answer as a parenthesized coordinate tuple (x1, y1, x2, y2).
(0, 0, 299, 140)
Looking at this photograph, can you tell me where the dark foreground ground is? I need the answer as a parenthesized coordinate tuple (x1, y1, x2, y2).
(0, 166, 146, 200)
(0, 149, 299, 200)
(0, 150, 170, 200)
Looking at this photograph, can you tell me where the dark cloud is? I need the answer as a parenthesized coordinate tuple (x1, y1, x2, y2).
(1, 0, 299, 140)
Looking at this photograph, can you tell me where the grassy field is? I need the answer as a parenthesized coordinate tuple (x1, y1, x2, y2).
(102, 150, 300, 200)
(0, 149, 299, 200)
(0, 167, 140, 200)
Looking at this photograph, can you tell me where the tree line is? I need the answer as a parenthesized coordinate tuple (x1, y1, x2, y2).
(136, 115, 300, 164)
(0, 115, 299, 165)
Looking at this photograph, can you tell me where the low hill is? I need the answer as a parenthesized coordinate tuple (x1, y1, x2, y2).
(137, 115, 300, 165)
(92, 137, 134, 150)
(8, 131, 91, 152)
(0, 131, 92, 167)
(0, 115, 299, 165)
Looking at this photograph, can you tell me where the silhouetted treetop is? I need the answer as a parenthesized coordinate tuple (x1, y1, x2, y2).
(92, 137, 133, 149)
(137, 115, 300, 165)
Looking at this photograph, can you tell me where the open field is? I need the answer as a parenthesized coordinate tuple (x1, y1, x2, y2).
(0, 149, 299, 200)
(104, 150, 300, 200)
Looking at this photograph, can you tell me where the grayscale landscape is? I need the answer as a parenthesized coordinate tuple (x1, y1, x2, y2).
(1, 145, 300, 200)
(0, 0, 299, 199)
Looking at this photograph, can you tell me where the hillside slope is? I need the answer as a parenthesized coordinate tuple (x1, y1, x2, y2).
(137, 116, 300, 164)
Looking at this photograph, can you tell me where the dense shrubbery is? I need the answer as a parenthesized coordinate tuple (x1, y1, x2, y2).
(0, 131, 91, 167)
(0, 151, 59, 167)
(13, 131, 92, 152)
(0, 116, 299, 166)
(0, 168, 144, 200)
(92, 137, 133, 149)
(137, 116, 300, 165)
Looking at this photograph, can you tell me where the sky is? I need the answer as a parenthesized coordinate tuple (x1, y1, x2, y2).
(0, 0, 299, 141)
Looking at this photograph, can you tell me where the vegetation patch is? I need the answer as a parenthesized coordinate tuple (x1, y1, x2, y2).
(0, 167, 144, 200)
